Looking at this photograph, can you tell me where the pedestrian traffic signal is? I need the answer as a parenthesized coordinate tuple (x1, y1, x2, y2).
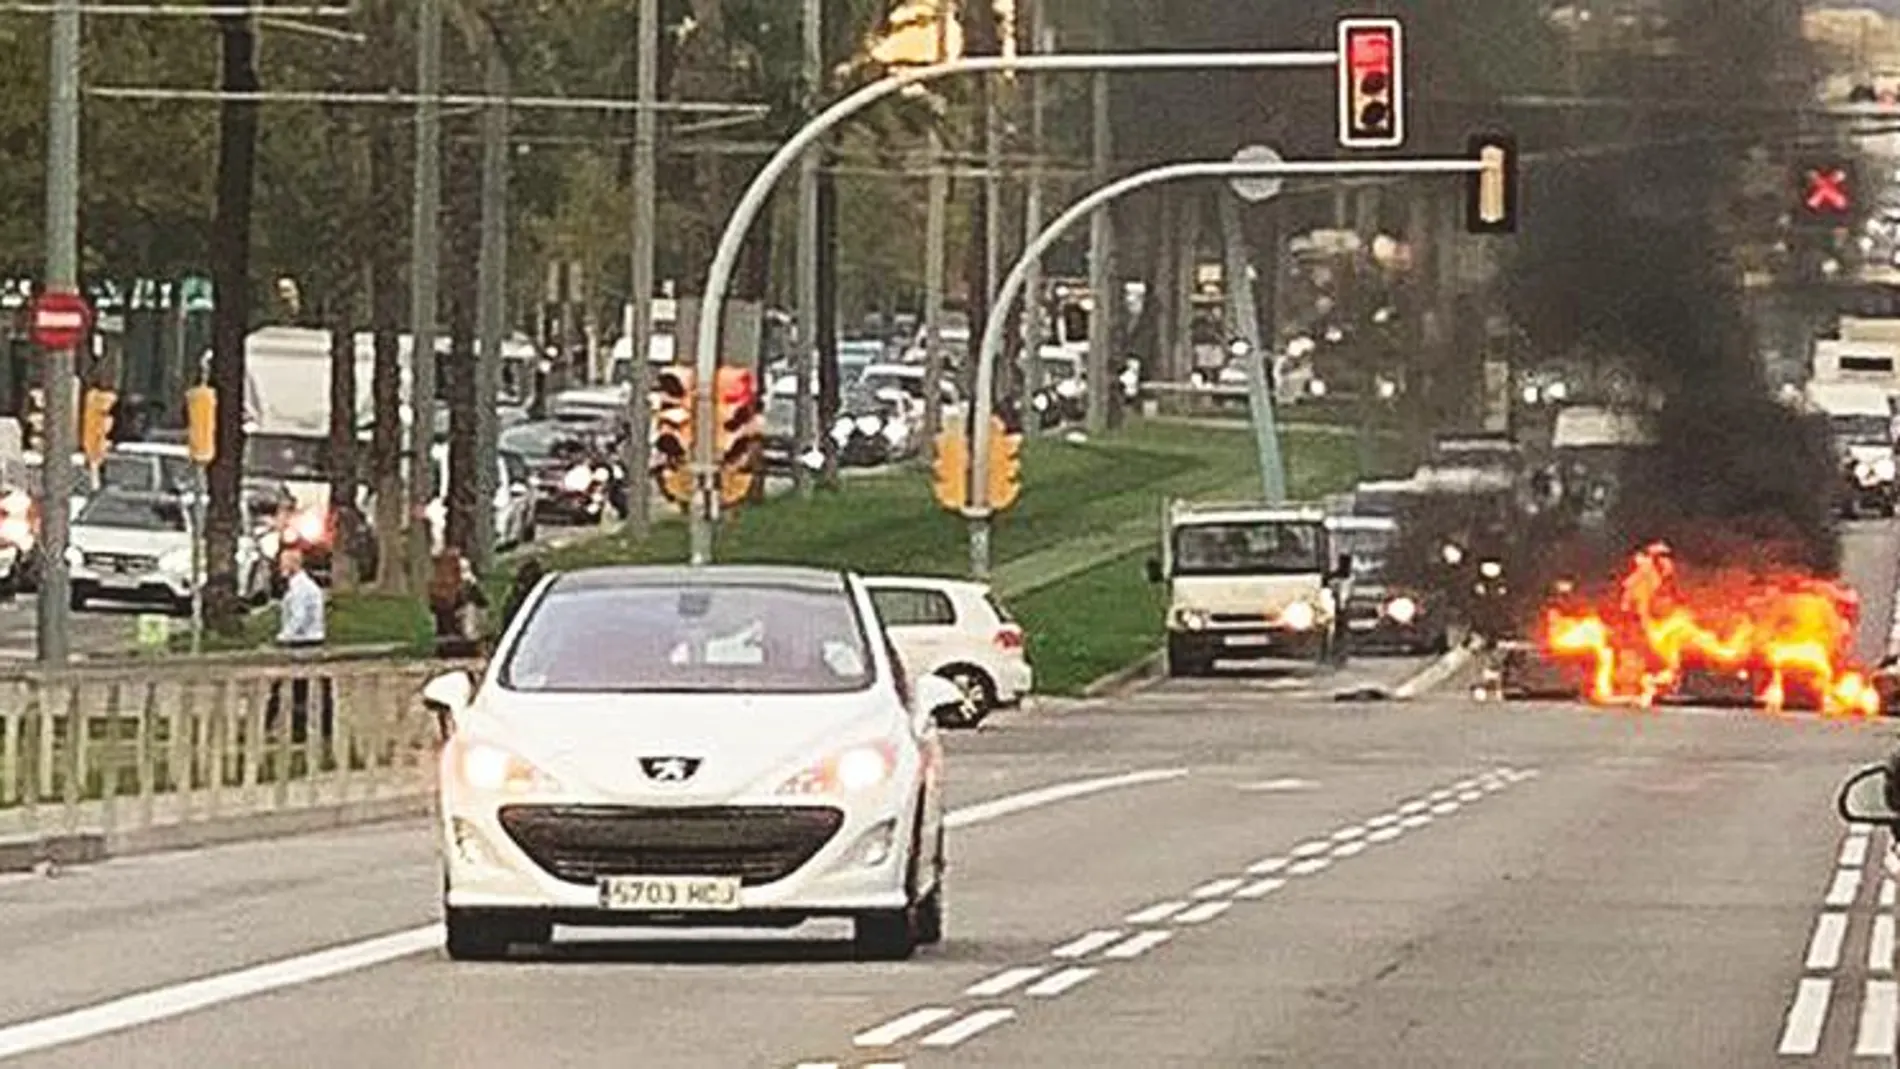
(80, 387, 115, 468)
(1795, 158, 1856, 227)
(1466, 132, 1519, 235)
(932, 424, 967, 512)
(714, 367, 761, 507)
(986, 416, 1022, 511)
(185, 385, 216, 465)
(1337, 17, 1403, 149)
(652, 366, 694, 506)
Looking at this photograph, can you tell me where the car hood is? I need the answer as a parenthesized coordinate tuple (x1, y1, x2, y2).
(70, 526, 190, 556)
(461, 688, 900, 801)
(1169, 573, 1326, 615)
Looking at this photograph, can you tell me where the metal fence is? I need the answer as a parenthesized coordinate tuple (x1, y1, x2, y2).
(0, 649, 475, 862)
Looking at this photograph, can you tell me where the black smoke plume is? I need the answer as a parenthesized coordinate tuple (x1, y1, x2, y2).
(1503, 0, 1841, 574)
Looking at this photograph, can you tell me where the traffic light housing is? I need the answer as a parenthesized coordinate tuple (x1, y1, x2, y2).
(1337, 17, 1403, 149)
(80, 387, 115, 468)
(932, 424, 967, 512)
(714, 367, 761, 507)
(22, 388, 44, 453)
(652, 366, 694, 506)
(1466, 132, 1519, 235)
(986, 416, 1022, 511)
(1794, 158, 1857, 228)
(185, 385, 216, 464)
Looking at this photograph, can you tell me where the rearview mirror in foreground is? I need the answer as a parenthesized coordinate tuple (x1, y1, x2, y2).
(1838, 763, 1900, 825)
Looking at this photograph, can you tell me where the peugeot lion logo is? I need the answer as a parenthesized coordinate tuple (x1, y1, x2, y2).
(640, 756, 701, 783)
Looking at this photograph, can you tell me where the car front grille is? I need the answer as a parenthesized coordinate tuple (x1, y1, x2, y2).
(1209, 612, 1268, 626)
(83, 552, 157, 573)
(497, 804, 846, 886)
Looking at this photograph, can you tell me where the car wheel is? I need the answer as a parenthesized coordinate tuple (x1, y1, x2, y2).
(934, 666, 995, 728)
(1166, 636, 1211, 677)
(444, 906, 548, 961)
(853, 908, 917, 961)
(916, 822, 946, 946)
(69, 589, 87, 612)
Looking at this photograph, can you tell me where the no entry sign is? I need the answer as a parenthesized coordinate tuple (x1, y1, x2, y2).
(30, 290, 92, 350)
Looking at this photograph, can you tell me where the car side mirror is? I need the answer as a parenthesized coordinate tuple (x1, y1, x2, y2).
(1144, 558, 1163, 583)
(1840, 764, 1900, 825)
(1330, 554, 1353, 581)
(422, 670, 473, 717)
(914, 674, 963, 726)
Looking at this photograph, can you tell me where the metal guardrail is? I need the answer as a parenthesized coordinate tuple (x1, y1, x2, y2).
(0, 651, 477, 862)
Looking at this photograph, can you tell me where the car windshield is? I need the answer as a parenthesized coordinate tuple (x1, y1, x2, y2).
(501, 582, 875, 694)
(78, 495, 186, 532)
(859, 372, 922, 400)
(245, 435, 328, 480)
(1832, 414, 1892, 445)
(1172, 520, 1326, 576)
(766, 396, 797, 429)
(500, 423, 584, 461)
(97, 454, 160, 493)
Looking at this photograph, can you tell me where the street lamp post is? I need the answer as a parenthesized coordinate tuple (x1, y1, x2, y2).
(685, 49, 1342, 565)
(964, 157, 1486, 577)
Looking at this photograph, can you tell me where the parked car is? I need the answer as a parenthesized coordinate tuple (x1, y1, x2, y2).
(863, 575, 1032, 727)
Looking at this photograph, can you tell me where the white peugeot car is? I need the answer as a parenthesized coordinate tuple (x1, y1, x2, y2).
(422, 565, 958, 962)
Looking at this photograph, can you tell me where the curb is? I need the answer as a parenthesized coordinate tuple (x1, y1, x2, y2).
(1079, 649, 1165, 699)
(1392, 644, 1478, 701)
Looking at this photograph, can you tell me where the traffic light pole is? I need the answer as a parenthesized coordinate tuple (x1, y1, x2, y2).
(967, 157, 1485, 577)
(685, 49, 1341, 565)
(37, 0, 81, 664)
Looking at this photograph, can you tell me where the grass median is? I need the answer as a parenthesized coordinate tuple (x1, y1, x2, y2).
(223, 420, 1402, 693)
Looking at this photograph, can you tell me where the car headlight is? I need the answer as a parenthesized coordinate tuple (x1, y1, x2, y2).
(160, 548, 193, 575)
(1281, 600, 1317, 631)
(777, 740, 898, 797)
(1479, 560, 1504, 580)
(1032, 393, 1051, 412)
(1878, 457, 1897, 482)
(450, 740, 563, 795)
(1441, 543, 1465, 566)
(1172, 607, 1209, 631)
(1307, 379, 1328, 397)
(0, 515, 31, 549)
(561, 465, 594, 493)
(882, 419, 909, 443)
(830, 421, 853, 444)
(855, 415, 883, 436)
(1056, 379, 1083, 399)
(65, 546, 83, 568)
(1385, 596, 1419, 624)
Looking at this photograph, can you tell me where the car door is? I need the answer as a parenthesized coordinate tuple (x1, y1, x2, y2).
(867, 585, 961, 681)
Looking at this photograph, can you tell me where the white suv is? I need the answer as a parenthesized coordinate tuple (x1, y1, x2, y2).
(864, 576, 1032, 728)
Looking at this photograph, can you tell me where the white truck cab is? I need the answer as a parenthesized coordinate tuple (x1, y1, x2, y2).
(1146, 500, 1351, 677)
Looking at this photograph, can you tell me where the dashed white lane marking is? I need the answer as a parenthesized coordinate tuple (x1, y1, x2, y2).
(1175, 901, 1232, 924)
(1236, 778, 1318, 792)
(1366, 826, 1404, 844)
(1779, 977, 1833, 1055)
(1289, 841, 1331, 858)
(917, 1008, 1014, 1049)
(1884, 879, 1896, 909)
(1400, 814, 1433, 829)
(1051, 930, 1124, 960)
(1365, 814, 1399, 829)
(1430, 801, 1460, 816)
(1331, 826, 1367, 842)
(1024, 967, 1097, 997)
(1829, 868, 1865, 909)
(1332, 840, 1369, 859)
(1246, 857, 1289, 876)
(1808, 912, 1850, 970)
(1125, 901, 1188, 925)
(1101, 930, 1173, 960)
(1428, 788, 1457, 802)
(965, 967, 1045, 998)
(856, 1008, 957, 1047)
(1874, 916, 1896, 975)
(1398, 800, 1431, 815)
(1191, 877, 1245, 899)
(1236, 876, 1287, 899)
(1287, 857, 1331, 877)
(1844, 836, 1872, 867)
(1857, 980, 1899, 1057)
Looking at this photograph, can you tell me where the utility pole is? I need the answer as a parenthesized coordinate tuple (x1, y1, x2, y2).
(1020, 0, 1049, 432)
(921, 11, 950, 446)
(794, 0, 820, 496)
(37, 0, 79, 663)
(1084, 68, 1112, 433)
(623, 0, 658, 535)
(407, 0, 442, 590)
(472, 40, 509, 570)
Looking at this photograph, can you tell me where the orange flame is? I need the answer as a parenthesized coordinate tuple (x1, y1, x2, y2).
(1539, 544, 1880, 716)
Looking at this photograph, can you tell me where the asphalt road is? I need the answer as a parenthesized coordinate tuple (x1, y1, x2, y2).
(0, 525, 1892, 1067)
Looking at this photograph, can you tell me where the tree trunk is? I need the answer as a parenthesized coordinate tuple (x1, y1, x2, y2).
(960, 0, 1001, 407)
(444, 138, 480, 556)
(366, 20, 406, 593)
(205, 15, 259, 635)
(326, 319, 359, 591)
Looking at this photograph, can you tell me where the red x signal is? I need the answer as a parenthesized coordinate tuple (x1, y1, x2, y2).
(1806, 168, 1850, 214)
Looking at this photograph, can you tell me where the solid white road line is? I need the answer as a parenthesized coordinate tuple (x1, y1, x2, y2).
(1125, 901, 1189, 925)
(1025, 967, 1097, 997)
(1876, 916, 1897, 974)
(1175, 901, 1232, 924)
(1191, 877, 1245, 899)
(1246, 857, 1289, 875)
(0, 768, 1192, 1063)
(1778, 977, 1833, 1056)
(1830, 868, 1866, 908)
(965, 967, 1046, 998)
(945, 768, 1191, 829)
(918, 1009, 1015, 1049)
(1858, 980, 1900, 1057)
(855, 1008, 957, 1047)
(1808, 912, 1850, 971)
(1844, 836, 1872, 867)
(1052, 930, 1125, 960)
(1287, 857, 1332, 877)
(1332, 840, 1368, 859)
(1366, 826, 1404, 844)
(1102, 931, 1173, 960)
(1235, 877, 1287, 900)
(0, 926, 441, 1061)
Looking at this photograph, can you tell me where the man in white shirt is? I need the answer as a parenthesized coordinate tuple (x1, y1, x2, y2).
(273, 548, 329, 742)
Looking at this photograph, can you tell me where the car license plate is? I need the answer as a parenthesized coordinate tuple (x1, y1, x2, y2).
(598, 876, 741, 911)
(1348, 619, 1378, 632)
(1223, 634, 1270, 647)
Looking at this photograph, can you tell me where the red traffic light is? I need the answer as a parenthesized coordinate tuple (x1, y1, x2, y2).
(1337, 17, 1403, 149)
(715, 367, 757, 408)
(1794, 160, 1856, 227)
(1805, 167, 1850, 214)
